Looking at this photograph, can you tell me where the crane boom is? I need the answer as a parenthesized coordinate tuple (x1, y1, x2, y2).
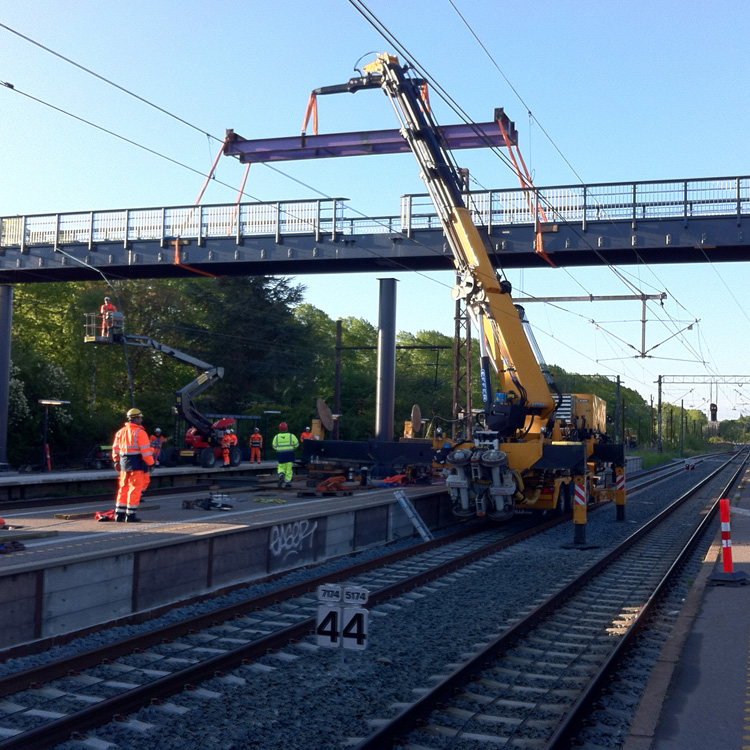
(124, 335, 224, 434)
(307, 54, 624, 523)
(316, 54, 555, 436)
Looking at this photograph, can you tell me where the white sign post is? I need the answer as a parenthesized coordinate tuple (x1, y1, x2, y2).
(316, 584, 369, 651)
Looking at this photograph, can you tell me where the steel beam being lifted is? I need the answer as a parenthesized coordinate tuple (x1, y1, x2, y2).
(223, 116, 516, 164)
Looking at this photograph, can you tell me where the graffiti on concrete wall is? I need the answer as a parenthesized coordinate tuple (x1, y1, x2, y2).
(269, 519, 318, 569)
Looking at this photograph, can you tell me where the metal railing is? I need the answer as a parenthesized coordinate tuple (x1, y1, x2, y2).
(1, 176, 748, 250)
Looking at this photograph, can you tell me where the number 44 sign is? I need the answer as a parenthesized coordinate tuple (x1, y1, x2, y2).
(316, 584, 369, 650)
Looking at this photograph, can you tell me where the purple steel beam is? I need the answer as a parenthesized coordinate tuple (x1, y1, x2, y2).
(224, 119, 516, 164)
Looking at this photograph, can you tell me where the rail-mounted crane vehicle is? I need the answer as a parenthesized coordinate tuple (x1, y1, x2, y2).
(309, 54, 626, 534)
(84, 311, 240, 468)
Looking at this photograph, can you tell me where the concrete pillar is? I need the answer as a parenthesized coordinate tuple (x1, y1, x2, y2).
(0, 285, 13, 470)
(375, 278, 397, 442)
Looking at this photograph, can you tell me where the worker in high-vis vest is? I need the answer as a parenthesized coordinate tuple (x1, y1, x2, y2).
(249, 427, 263, 463)
(100, 296, 117, 336)
(111, 408, 154, 522)
(271, 422, 299, 487)
(221, 428, 237, 468)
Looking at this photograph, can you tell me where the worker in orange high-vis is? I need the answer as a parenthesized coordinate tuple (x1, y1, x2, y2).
(221, 428, 237, 468)
(299, 426, 314, 442)
(111, 408, 154, 522)
(249, 427, 263, 463)
(100, 296, 117, 336)
(149, 427, 167, 466)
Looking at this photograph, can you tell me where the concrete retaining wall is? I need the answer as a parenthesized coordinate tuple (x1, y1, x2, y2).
(0, 493, 453, 652)
(626, 455, 643, 473)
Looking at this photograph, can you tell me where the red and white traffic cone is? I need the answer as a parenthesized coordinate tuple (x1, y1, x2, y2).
(709, 498, 749, 586)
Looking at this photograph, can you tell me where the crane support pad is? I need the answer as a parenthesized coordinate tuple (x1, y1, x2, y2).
(224, 121, 516, 163)
(531, 443, 588, 473)
(592, 443, 626, 465)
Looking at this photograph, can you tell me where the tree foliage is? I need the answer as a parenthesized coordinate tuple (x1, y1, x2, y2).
(5, 278, 725, 468)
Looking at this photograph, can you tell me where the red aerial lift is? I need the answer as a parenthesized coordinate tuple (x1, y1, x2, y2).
(84, 311, 240, 468)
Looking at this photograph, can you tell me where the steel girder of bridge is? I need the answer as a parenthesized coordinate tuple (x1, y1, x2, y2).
(0, 176, 748, 284)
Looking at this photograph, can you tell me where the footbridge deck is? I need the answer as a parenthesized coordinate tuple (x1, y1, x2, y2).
(1, 175, 748, 283)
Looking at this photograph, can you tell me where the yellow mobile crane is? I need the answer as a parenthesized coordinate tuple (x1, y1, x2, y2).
(310, 54, 625, 537)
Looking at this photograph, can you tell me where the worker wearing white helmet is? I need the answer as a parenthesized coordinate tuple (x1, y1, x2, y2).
(149, 426, 168, 466)
(220, 427, 238, 468)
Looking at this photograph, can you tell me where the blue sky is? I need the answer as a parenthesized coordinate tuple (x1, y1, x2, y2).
(1, 0, 749, 414)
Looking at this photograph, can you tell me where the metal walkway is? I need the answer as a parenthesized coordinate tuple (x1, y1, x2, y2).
(1, 175, 748, 283)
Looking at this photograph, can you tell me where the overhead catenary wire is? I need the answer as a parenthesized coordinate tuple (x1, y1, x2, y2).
(0, 17, 723, 402)
(343, 1, 702, 346)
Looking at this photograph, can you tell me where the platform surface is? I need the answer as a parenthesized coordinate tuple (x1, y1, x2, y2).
(624, 465, 750, 750)
(0, 471, 435, 574)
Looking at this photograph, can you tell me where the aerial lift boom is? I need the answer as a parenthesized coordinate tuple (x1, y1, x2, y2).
(84, 312, 235, 466)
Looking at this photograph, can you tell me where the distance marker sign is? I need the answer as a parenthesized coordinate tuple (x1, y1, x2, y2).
(316, 584, 369, 650)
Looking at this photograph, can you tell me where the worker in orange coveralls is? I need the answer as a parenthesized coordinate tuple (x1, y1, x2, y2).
(111, 408, 154, 522)
(149, 428, 167, 466)
(100, 296, 117, 336)
(221, 428, 237, 468)
(299, 426, 314, 442)
(249, 427, 263, 463)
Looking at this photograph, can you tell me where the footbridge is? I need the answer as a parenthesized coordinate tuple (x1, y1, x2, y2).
(0, 175, 748, 284)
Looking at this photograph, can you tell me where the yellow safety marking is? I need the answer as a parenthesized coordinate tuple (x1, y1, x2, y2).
(744, 627, 750, 743)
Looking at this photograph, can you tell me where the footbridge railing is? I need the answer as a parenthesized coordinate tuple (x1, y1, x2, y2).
(2, 176, 748, 251)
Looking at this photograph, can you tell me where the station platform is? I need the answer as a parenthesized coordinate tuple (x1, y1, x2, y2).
(0, 468, 451, 656)
(0, 461, 279, 503)
(624, 462, 750, 750)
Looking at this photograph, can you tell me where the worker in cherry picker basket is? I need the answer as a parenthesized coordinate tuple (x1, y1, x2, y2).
(100, 296, 117, 336)
(111, 408, 154, 522)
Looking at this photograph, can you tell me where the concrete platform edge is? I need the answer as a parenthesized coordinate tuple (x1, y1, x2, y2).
(621, 531, 723, 750)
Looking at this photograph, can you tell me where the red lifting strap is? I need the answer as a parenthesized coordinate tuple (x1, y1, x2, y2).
(172, 137, 229, 278)
(496, 116, 555, 268)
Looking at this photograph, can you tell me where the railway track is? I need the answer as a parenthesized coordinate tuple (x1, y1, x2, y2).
(0, 515, 559, 749)
(0, 454, 734, 749)
(359, 452, 745, 750)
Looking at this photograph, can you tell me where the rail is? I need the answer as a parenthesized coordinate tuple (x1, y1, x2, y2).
(1, 176, 748, 250)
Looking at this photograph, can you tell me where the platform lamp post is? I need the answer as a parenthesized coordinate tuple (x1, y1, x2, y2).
(263, 410, 281, 460)
(39, 399, 70, 472)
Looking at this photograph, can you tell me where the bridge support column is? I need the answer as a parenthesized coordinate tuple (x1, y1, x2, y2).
(0, 285, 13, 471)
(375, 278, 397, 442)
